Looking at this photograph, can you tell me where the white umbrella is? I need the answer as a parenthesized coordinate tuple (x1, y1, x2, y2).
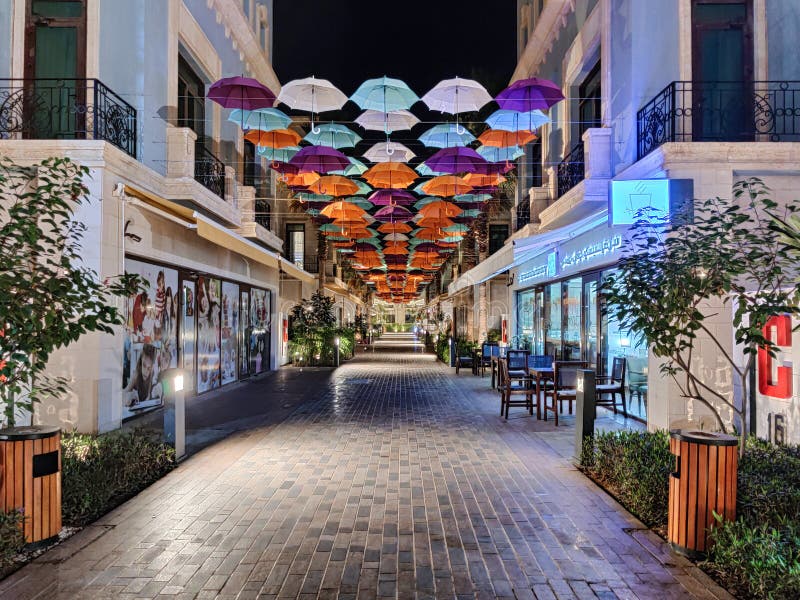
(277, 76, 347, 132)
(363, 142, 416, 163)
(421, 77, 493, 114)
(383, 233, 409, 242)
(355, 109, 419, 133)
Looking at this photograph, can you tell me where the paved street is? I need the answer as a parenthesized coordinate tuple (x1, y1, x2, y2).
(1, 349, 730, 600)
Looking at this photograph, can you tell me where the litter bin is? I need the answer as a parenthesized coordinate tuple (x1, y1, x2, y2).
(668, 429, 738, 557)
(0, 425, 62, 546)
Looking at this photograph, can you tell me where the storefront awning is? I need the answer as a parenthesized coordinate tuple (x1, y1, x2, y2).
(280, 257, 316, 284)
(194, 213, 280, 269)
(448, 243, 514, 295)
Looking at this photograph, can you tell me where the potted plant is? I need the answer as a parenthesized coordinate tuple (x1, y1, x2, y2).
(0, 156, 140, 543)
(602, 178, 799, 456)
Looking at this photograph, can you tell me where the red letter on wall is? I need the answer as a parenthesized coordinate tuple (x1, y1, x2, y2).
(758, 314, 792, 399)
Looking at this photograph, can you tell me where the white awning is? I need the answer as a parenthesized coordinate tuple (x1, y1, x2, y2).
(194, 213, 280, 270)
(280, 257, 316, 284)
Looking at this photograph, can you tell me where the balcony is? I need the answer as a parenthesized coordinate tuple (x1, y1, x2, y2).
(0, 78, 137, 158)
(286, 254, 319, 274)
(194, 141, 226, 199)
(556, 141, 585, 198)
(637, 80, 800, 159)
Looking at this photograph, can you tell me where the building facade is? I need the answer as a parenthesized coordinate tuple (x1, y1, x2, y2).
(450, 0, 800, 441)
(0, 0, 318, 432)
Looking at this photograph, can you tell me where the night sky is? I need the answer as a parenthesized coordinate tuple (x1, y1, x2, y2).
(273, 1, 517, 99)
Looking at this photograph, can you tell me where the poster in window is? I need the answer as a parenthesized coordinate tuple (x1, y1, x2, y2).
(249, 288, 270, 374)
(240, 291, 250, 376)
(182, 280, 196, 391)
(220, 281, 239, 385)
(122, 259, 179, 419)
(196, 276, 222, 393)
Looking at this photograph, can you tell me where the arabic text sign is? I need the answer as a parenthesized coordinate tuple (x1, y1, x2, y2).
(560, 235, 622, 271)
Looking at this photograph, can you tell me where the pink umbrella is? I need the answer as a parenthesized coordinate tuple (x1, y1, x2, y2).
(374, 205, 413, 223)
(289, 146, 350, 174)
(208, 76, 276, 110)
(368, 189, 416, 206)
(495, 77, 564, 111)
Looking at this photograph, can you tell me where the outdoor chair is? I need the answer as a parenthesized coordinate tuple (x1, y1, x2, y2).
(497, 357, 535, 419)
(478, 342, 497, 377)
(490, 345, 502, 388)
(506, 349, 530, 383)
(455, 350, 474, 375)
(543, 360, 588, 426)
(628, 360, 648, 412)
(596, 356, 627, 416)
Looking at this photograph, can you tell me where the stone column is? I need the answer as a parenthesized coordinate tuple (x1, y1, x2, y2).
(166, 126, 196, 179)
(224, 166, 236, 206)
(237, 185, 256, 223)
(582, 127, 613, 179)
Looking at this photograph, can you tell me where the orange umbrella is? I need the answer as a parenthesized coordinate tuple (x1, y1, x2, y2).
(478, 129, 537, 147)
(422, 175, 473, 197)
(464, 172, 506, 187)
(415, 216, 454, 229)
(412, 228, 445, 240)
(377, 222, 412, 234)
(245, 128, 302, 148)
(418, 200, 462, 218)
(282, 171, 320, 187)
(308, 175, 360, 197)
(383, 245, 410, 255)
(363, 162, 417, 189)
(320, 201, 367, 220)
(352, 254, 383, 268)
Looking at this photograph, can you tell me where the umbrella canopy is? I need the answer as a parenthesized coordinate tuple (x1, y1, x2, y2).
(350, 76, 419, 111)
(453, 193, 492, 203)
(412, 227, 447, 240)
(383, 244, 410, 255)
(331, 157, 368, 176)
(276, 76, 347, 112)
(363, 162, 417, 188)
(425, 147, 487, 174)
(418, 200, 463, 218)
(258, 146, 300, 162)
(463, 172, 506, 187)
(421, 77, 492, 113)
(353, 180, 373, 195)
(368, 189, 416, 206)
(378, 222, 412, 234)
(355, 109, 419, 132)
(245, 128, 302, 148)
(495, 77, 564, 111)
(422, 175, 473, 197)
(342, 196, 373, 210)
(445, 223, 470, 234)
(478, 129, 537, 147)
(416, 215, 455, 229)
(419, 123, 476, 148)
(269, 160, 299, 175)
(289, 146, 350, 173)
(296, 192, 333, 203)
(363, 142, 416, 163)
(415, 163, 446, 177)
(320, 201, 367, 220)
(307, 175, 360, 197)
(413, 196, 441, 210)
(374, 205, 413, 223)
(476, 145, 525, 162)
(208, 76, 276, 109)
(485, 108, 551, 132)
(304, 123, 362, 149)
(281, 171, 320, 187)
(228, 107, 291, 131)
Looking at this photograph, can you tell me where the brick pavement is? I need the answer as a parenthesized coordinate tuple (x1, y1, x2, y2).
(0, 351, 732, 599)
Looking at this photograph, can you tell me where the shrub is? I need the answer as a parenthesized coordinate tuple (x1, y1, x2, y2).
(434, 335, 450, 364)
(62, 429, 175, 527)
(0, 509, 24, 574)
(737, 437, 800, 527)
(705, 518, 800, 600)
(580, 430, 672, 528)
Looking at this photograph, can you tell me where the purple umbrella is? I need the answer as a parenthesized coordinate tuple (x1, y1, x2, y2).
(369, 189, 416, 206)
(495, 77, 564, 112)
(269, 161, 299, 175)
(289, 146, 350, 174)
(472, 161, 515, 175)
(207, 76, 276, 110)
(411, 243, 445, 253)
(374, 205, 413, 223)
(424, 147, 487, 174)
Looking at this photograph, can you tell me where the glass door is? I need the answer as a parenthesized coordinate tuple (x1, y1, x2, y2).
(544, 283, 562, 359)
(583, 275, 599, 369)
(563, 278, 582, 360)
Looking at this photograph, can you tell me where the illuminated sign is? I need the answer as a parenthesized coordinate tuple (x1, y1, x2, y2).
(519, 251, 557, 284)
(610, 180, 670, 225)
(560, 235, 622, 269)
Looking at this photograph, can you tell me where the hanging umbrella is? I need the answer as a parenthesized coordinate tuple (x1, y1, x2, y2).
(353, 180, 373, 195)
(496, 77, 565, 111)
(277, 76, 348, 132)
(350, 76, 419, 111)
(486, 108, 551, 132)
(421, 77, 492, 114)
(414, 196, 441, 210)
(476, 145, 525, 163)
(416, 215, 455, 229)
(281, 171, 320, 187)
(363, 142, 416, 163)
(320, 200, 367, 220)
(368, 189, 416, 206)
(269, 161, 299, 175)
(245, 128, 302, 148)
(453, 193, 492, 203)
(374, 205, 413, 223)
(383, 244, 410, 255)
(342, 196, 373, 210)
(307, 175, 360, 197)
(228, 107, 291, 131)
(378, 222, 412, 235)
(296, 192, 333, 203)
(478, 129, 537, 147)
(363, 162, 417, 188)
(258, 145, 300, 162)
(463, 172, 506, 187)
(419, 123, 476, 148)
(425, 147, 487, 174)
(304, 123, 362, 149)
(415, 163, 446, 177)
(331, 157, 368, 176)
(355, 109, 419, 132)
(418, 200, 463, 218)
(208, 76, 276, 110)
(289, 146, 350, 173)
(422, 175, 473, 197)
(445, 223, 470, 234)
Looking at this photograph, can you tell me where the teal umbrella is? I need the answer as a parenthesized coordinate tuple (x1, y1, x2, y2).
(459, 209, 481, 218)
(350, 76, 419, 111)
(477, 145, 524, 162)
(415, 163, 446, 177)
(445, 224, 470, 234)
(412, 181, 429, 194)
(332, 157, 368, 176)
(485, 109, 550, 132)
(304, 123, 362, 149)
(453, 193, 492, 203)
(353, 180, 373, 195)
(296, 193, 333, 203)
(440, 235, 464, 243)
(414, 197, 440, 210)
(258, 146, 300, 162)
(228, 108, 292, 131)
(419, 123, 476, 148)
(319, 223, 345, 233)
(305, 208, 322, 216)
(343, 196, 374, 210)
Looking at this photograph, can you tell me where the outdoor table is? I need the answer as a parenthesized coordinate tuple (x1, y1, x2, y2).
(528, 366, 554, 420)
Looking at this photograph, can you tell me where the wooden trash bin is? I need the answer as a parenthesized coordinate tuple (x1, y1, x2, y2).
(0, 426, 62, 546)
(668, 429, 737, 557)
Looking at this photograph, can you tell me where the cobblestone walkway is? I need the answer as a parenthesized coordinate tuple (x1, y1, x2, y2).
(1, 352, 731, 599)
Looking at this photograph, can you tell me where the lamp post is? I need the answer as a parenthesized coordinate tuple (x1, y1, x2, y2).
(335, 336, 340, 367)
(163, 368, 186, 461)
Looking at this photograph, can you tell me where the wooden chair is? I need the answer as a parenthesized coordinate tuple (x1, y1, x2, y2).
(543, 361, 588, 426)
(490, 345, 502, 388)
(497, 357, 535, 419)
(455, 352, 474, 375)
(478, 342, 497, 377)
(596, 356, 628, 416)
(506, 349, 530, 385)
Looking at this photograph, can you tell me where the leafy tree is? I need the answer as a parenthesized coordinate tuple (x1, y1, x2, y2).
(602, 178, 799, 454)
(289, 291, 337, 364)
(0, 157, 141, 427)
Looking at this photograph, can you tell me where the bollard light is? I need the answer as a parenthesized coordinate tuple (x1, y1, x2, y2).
(173, 373, 184, 392)
(335, 337, 340, 346)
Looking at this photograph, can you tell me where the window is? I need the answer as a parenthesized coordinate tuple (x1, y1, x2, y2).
(285, 224, 305, 268)
(243, 140, 256, 187)
(488, 224, 509, 256)
(578, 62, 602, 137)
(178, 55, 206, 144)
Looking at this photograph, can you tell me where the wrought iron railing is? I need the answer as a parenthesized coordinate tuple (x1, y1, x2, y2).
(254, 198, 271, 230)
(515, 201, 530, 231)
(195, 142, 226, 199)
(556, 141, 585, 198)
(0, 78, 137, 157)
(637, 80, 800, 159)
(287, 254, 319, 273)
